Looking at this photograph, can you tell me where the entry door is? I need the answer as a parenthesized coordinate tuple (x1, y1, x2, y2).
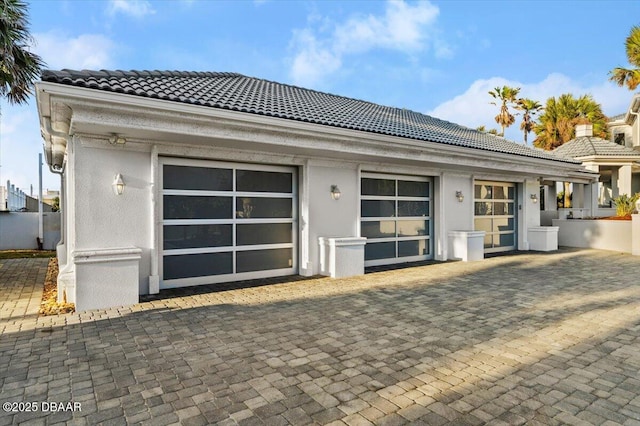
(361, 173, 432, 267)
(160, 158, 297, 288)
(474, 181, 516, 253)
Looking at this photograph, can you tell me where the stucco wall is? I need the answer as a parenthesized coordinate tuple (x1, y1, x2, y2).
(552, 218, 632, 253)
(441, 174, 473, 260)
(0, 212, 61, 250)
(306, 163, 359, 275)
(73, 141, 152, 293)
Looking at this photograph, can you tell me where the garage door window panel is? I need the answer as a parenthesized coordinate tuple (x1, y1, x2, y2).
(237, 223, 292, 246)
(163, 165, 232, 191)
(236, 248, 292, 273)
(235, 197, 292, 219)
(163, 252, 233, 280)
(236, 170, 293, 193)
(164, 195, 232, 220)
(163, 224, 232, 250)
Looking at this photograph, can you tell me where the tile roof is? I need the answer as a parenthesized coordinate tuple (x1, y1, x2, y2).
(41, 69, 579, 164)
(608, 113, 626, 122)
(553, 136, 640, 158)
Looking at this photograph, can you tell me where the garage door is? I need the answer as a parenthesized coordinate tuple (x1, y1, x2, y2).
(160, 158, 297, 288)
(474, 181, 516, 253)
(361, 173, 432, 267)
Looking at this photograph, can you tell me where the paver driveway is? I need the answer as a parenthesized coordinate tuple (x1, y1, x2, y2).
(1, 249, 640, 425)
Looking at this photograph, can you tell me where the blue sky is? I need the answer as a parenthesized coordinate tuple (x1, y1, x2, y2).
(2, 0, 640, 193)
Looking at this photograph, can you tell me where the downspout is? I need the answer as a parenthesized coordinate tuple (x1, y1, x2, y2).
(41, 116, 73, 302)
(41, 116, 68, 246)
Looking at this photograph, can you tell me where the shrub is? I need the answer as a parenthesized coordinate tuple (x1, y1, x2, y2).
(612, 193, 640, 217)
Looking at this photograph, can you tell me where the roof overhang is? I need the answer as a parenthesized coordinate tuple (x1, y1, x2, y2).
(624, 93, 640, 124)
(36, 81, 595, 183)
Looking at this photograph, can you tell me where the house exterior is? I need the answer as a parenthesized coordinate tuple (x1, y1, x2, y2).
(553, 124, 640, 210)
(608, 93, 640, 150)
(36, 70, 597, 311)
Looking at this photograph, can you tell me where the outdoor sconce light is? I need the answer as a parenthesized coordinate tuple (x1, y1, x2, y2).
(455, 190, 464, 202)
(109, 134, 127, 145)
(530, 193, 538, 203)
(113, 173, 125, 195)
(330, 185, 341, 200)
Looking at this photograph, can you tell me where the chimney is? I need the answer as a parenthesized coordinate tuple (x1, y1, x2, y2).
(575, 124, 593, 137)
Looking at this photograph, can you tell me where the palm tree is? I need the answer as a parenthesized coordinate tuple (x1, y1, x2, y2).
(609, 25, 640, 90)
(533, 94, 607, 151)
(0, 0, 45, 104)
(515, 98, 542, 145)
(488, 86, 520, 137)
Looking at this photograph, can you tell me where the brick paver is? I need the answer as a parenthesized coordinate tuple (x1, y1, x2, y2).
(1, 249, 640, 425)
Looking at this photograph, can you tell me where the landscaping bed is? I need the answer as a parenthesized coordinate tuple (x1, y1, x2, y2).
(39, 257, 75, 315)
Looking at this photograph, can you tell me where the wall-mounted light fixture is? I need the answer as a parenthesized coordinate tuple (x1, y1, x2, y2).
(113, 173, 125, 195)
(109, 134, 127, 145)
(455, 190, 464, 202)
(530, 193, 538, 203)
(330, 185, 341, 200)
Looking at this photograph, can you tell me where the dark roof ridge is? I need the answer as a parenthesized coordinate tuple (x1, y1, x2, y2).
(41, 69, 244, 80)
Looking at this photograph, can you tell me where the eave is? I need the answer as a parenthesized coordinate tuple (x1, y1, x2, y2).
(36, 81, 594, 183)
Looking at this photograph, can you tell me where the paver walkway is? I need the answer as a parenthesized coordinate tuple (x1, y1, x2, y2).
(1, 249, 640, 425)
(0, 258, 48, 324)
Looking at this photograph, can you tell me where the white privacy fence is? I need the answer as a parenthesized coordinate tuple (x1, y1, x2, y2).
(0, 180, 29, 211)
(0, 212, 61, 250)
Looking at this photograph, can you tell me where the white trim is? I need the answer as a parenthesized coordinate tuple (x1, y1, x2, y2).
(162, 267, 295, 289)
(73, 247, 142, 264)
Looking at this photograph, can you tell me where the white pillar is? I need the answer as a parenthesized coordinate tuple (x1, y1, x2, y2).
(618, 165, 633, 196)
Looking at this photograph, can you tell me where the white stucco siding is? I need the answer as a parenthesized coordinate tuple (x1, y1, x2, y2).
(440, 173, 474, 260)
(73, 139, 152, 293)
(306, 163, 359, 275)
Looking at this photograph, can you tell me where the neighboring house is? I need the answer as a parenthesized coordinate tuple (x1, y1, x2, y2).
(36, 70, 596, 311)
(553, 124, 640, 210)
(607, 93, 640, 150)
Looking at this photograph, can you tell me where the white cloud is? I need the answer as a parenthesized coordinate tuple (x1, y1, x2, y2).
(427, 73, 633, 143)
(107, 0, 155, 18)
(34, 31, 116, 69)
(290, 0, 444, 87)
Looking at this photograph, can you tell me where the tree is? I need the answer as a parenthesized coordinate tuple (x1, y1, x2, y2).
(51, 196, 59, 212)
(533, 94, 608, 209)
(609, 25, 640, 90)
(533, 93, 608, 151)
(488, 85, 520, 137)
(514, 98, 542, 145)
(0, 0, 45, 104)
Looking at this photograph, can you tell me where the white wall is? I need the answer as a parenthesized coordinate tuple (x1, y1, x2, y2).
(552, 218, 632, 253)
(440, 173, 473, 260)
(73, 140, 152, 293)
(0, 212, 61, 250)
(306, 163, 359, 275)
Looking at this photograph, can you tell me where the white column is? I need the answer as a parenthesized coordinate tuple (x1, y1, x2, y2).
(612, 168, 620, 198)
(618, 165, 633, 196)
